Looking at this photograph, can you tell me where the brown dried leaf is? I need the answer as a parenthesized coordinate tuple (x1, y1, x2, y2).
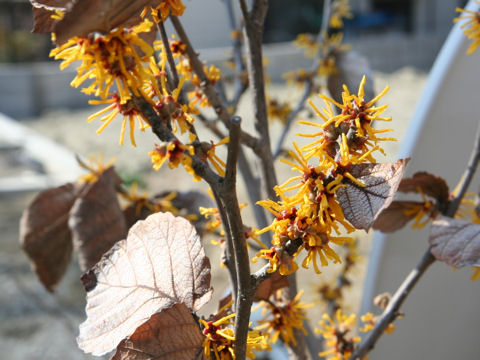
(337, 159, 408, 230)
(69, 167, 127, 272)
(77, 212, 212, 356)
(398, 171, 449, 204)
(111, 303, 206, 360)
(20, 183, 76, 291)
(372, 201, 423, 233)
(429, 216, 480, 267)
(30, 0, 70, 34)
(53, 0, 162, 45)
(253, 272, 289, 302)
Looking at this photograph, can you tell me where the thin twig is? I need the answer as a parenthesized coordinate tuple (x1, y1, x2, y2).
(241, 0, 278, 201)
(211, 187, 238, 299)
(157, 21, 179, 88)
(222, 123, 254, 359)
(350, 121, 480, 359)
(273, 0, 332, 159)
(349, 249, 436, 359)
(273, 81, 313, 159)
(197, 113, 270, 234)
(134, 97, 221, 186)
(170, 16, 260, 151)
(225, 116, 242, 183)
(225, 0, 248, 111)
(446, 122, 480, 217)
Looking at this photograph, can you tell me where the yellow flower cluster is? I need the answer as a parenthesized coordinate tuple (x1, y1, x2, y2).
(151, 0, 186, 23)
(256, 290, 312, 346)
(51, 20, 154, 104)
(256, 76, 395, 275)
(330, 0, 353, 29)
(315, 309, 361, 360)
(200, 312, 269, 359)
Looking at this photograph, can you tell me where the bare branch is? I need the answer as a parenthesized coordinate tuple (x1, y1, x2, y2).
(157, 21, 179, 89)
(241, 0, 278, 201)
(446, 122, 480, 217)
(225, 116, 242, 184)
(349, 249, 435, 359)
(170, 16, 260, 151)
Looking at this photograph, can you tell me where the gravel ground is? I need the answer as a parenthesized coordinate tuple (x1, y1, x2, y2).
(0, 67, 427, 359)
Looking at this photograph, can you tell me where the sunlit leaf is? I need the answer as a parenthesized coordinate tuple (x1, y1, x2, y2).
(337, 159, 408, 230)
(69, 167, 127, 272)
(30, 0, 69, 34)
(111, 303, 206, 360)
(53, 0, 162, 45)
(398, 171, 449, 204)
(20, 183, 76, 291)
(373, 201, 424, 233)
(77, 212, 212, 356)
(429, 216, 480, 267)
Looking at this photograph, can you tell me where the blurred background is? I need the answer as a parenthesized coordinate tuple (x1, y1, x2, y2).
(1, 1, 478, 360)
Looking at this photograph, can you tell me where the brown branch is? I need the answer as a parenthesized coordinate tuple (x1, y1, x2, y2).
(170, 16, 260, 151)
(273, 0, 333, 159)
(273, 80, 313, 159)
(197, 113, 270, 234)
(225, 0, 248, 111)
(350, 121, 480, 359)
(157, 21, 179, 89)
(134, 97, 220, 186)
(446, 122, 480, 217)
(350, 249, 435, 359)
(241, 0, 278, 202)
(205, 114, 252, 359)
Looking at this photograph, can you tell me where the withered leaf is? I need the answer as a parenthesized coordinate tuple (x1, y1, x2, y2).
(53, 0, 162, 45)
(429, 216, 480, 267)
(111, 303, 206, 360)
(337, 159, 408, 230)
(30, 0, 70, 34)
(372, 201, 424, 233)
(20, 183, 76, 291)
(69, 167, 127, 272)
(253, 271, 289, 302)
(398, 171, 449, 204)
(77, 212, 212, 356)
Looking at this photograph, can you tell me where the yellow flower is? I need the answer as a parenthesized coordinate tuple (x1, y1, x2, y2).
(151, 0, 186, 22)
(294, 33, 320, 58)
(252, 247, 299, 275)
(77, 153, 115, 184)
(120, 183, 178, 216)
(87, 93, 150, 146)
(194, 137, 230, 177)
(149, 140, 199, 180)
(267, 98, 292, 124)
(471, 267, 480, 281)
(359, 312, 396, 335)
(454, 3, 480, 54)
(200, 312, 268, 359)
(283, 68, 311, 88)
(300, 75, 395, 162)
(50, 20, 154, 104)
(330, 0, 353, 29)
(257, 290, 312, 346)
(315, 309, 361, 360)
